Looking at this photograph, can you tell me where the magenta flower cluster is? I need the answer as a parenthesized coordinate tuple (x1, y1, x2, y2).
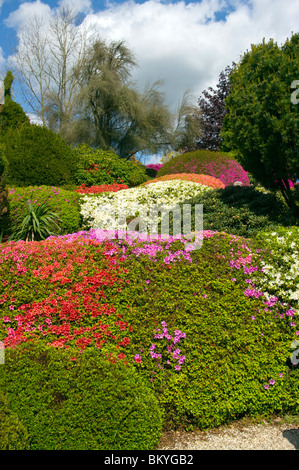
(150, 321, 186, 375)
(171, 158, 250, 186)
(146, 163, 163, 171)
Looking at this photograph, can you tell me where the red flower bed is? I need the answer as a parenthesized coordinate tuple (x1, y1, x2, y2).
(75, 183, 129, 194)
(0, 238, 133, 360)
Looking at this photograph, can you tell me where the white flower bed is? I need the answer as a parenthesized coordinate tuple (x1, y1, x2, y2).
(79, 180, 213, 233)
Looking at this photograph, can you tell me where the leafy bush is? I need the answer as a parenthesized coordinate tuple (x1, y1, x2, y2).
(2, 124, 79, 187)
(0, 343, 163, 450)
(6, 186, 82, 237)
(1, 231, 299, 433)
(0, 150, 10, 234)
(157, 149, 250, 186)
(0, 71, 30, 138)
(178, 185, 298, 238)
(74, 144, 149, 188)
(79, 179, 214, 232)
(0, 391, 30, 450)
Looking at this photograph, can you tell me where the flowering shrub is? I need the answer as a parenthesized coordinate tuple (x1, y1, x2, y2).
(146, 164, 163, 171)
(143, 173, 225, 189)
(251, 227, 299, 312)
(75, 183, 129, 194)
(79, 179, 213, 233)
(157, 150, 250, 186)
(1, 229, 299, 434)
(74, 144, 148, 188)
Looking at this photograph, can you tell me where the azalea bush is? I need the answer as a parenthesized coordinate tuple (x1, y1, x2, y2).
(0, 230, 298, 438)
(79, 179, 213, 234)
(178, 185, 298, 238)
(74, 144, 149, 188)
(142, 173, 225, 189)
(75, 183, 129, 194)
(251, 226, 299, 311)
(157, 149, 250, 187)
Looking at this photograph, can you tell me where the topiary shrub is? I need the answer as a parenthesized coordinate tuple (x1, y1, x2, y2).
(74, 144, 149, 188)
(0, 149, 10, 234)
(177, 185, 298, 238)
(157, 149, 250, 186)
(6, 186, 82, 237)
(0, 71, 30, 138)
(2, 124, 80, 187)
(0, 391, 30, 450)
(0, 343, 163, 450)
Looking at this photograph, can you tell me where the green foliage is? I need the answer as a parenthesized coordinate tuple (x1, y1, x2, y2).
(1, 232, 299, 434)
(0, 343, 163, 450)
(0, 391, 30, 450)
(0, 150, 10, 233)
(67, 40, 172, 158)
(221, 34, 299, 211)
(9, 199, 62, 241)
(2, 124, 80, 187)
(0, 71, 30, 137)
(156, 149, 250, 186)
(74, 144, 149, 188)
(7, 186, 82, 237)
(175, 185, 298, 238)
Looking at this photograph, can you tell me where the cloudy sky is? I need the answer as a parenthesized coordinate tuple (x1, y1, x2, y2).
(0, 0, 298, 162)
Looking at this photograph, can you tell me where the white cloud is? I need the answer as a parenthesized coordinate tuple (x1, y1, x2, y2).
(58, 0, 93, 15)
(82, 0, 299, 109)
(3, 0, 299, 149)
(4, 0, 52, 31)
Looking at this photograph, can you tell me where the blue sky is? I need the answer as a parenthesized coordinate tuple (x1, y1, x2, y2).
(0, 0, 298, 163)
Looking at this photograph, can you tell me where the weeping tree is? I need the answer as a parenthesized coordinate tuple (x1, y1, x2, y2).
(65, 39, 186, 158)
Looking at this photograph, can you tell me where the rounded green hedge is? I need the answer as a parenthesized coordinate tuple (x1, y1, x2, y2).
(74, 144, 149, 188)
(157, 149, 250, 187)
(0, 343, 163, 450)
(0, 391, 30, 450)
(2, 124, 79, 187)
(173, 185, 298, 238)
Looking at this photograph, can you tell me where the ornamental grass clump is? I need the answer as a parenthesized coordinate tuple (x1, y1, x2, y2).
(7, 186, 82, 237)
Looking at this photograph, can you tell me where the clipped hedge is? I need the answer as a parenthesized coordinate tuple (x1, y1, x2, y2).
(157, 149, 250, 187)
(2, 124, 79, 187)
(175, 185, 298, 238)
(0, 391, 30, 450)
(75, 144, 149, 188)
(1, 231, 298, 433)
(6, 186, 82, 237)
(0, 150, 10, 233)
(0, 343, 163, 450)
